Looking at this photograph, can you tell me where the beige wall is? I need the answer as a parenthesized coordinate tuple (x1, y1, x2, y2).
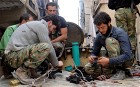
(98, 3, 116, 26)
(136, 5, 140, 60)
(98, 3, 140, 61)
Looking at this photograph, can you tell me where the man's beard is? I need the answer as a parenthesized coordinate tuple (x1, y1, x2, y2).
(102, 25, 111, 37)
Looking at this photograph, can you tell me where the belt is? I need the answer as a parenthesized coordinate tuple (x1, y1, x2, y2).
(116, 7, 131, 11)
(120, 7, 130, 9)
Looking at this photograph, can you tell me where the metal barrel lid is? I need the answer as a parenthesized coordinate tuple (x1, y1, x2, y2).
(65, 22, 84, 47)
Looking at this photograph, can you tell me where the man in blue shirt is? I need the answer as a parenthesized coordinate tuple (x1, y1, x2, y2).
(84, 12, 134, 80)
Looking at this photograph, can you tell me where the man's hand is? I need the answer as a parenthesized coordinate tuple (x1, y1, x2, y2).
(57, 61, 63, 67)
(97, 57, 109, 67)
(56, 61, 64, 69)
(88, 56, 97, 63)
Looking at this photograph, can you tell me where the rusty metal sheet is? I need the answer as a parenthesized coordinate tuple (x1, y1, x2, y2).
(65, 22, 84, 47)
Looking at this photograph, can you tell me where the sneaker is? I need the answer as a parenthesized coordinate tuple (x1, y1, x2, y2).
(12, 67, 34, 85)
(110, 70, 125, 80)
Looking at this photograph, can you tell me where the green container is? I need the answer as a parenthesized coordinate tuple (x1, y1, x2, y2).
(65, 65, 73, 71)
(72, 42, 80, 66)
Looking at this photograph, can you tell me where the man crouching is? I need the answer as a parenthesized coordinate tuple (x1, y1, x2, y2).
(4, 14, 63, 84)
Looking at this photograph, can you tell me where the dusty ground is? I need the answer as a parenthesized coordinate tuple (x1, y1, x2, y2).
(1, 52, 140, 87)
(1, 70, 140, 87)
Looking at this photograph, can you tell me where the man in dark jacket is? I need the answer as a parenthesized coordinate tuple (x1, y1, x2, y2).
(84, 12, 134, 80)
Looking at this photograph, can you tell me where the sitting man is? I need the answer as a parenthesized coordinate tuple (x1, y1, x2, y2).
(0, 13, 33, 78)
(84, 12, 134, 80)
(46, 2, 68, 58)
(4, 14, 63, 84)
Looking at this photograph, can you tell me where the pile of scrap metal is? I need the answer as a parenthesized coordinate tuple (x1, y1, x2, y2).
(66, 66, 94, 84)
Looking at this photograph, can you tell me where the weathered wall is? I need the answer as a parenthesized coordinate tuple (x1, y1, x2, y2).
(0, 7, 26, 28)
(97, 4, 116, 26)
(136, 4, 140, 61)
(0, 0, 40, 29)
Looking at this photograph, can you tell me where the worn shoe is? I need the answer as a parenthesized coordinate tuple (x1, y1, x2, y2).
(12, 67, 34, 85)
(30, 68, 41, 78)
(110, 70, 125, 80)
